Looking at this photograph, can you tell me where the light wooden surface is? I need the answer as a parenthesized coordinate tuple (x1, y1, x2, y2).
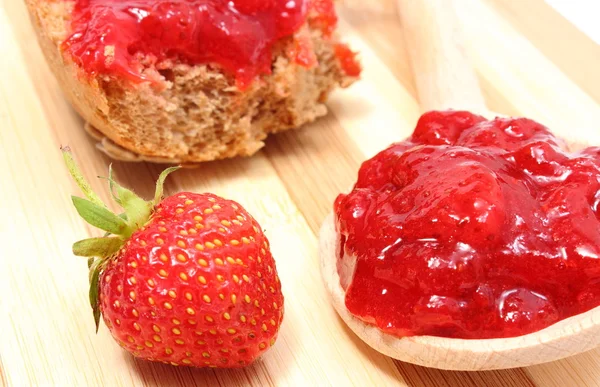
(1, 0, 600, 386)
(397, 0, 487, 114)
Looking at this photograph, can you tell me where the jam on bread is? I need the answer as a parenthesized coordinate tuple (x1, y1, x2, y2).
(62, 0, 359, 88)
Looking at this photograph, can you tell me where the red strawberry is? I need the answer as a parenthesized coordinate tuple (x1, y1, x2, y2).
(63, 148, 284, 368)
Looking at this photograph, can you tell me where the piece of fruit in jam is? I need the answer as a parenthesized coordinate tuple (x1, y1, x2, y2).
(334, 110, 600, 339)
(61, 0, 360, 88)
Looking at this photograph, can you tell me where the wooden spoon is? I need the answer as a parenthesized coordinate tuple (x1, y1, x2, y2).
(319, 0, 600, 371)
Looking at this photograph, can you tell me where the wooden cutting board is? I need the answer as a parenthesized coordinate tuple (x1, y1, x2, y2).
(2, 0, 600, 385)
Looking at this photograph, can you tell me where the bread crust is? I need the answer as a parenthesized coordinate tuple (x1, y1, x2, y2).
(319, 212, 600, 370)
(25, 0, 356, 163)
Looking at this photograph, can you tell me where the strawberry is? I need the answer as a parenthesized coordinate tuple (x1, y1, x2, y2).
(63, 148, 284, 368)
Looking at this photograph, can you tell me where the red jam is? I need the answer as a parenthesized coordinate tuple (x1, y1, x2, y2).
(308, 0, 337, 37)
(335, 110, 600, 339)
(334, 43, 361, 78)
(61, 0, 354, 88)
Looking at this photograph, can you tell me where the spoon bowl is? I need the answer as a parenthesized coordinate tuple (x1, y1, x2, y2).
(318, 0, 600, 369)
(320, 213, 600, 370)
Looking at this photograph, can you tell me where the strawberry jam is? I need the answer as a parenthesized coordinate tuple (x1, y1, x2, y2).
(335, 110, 600, 339)
(61, 0, 343, 88)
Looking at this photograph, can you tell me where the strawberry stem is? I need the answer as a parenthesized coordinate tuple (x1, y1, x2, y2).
(62, 147, 181, 331)
(154, 167, 181, 205)
(62, 146, 106, 208)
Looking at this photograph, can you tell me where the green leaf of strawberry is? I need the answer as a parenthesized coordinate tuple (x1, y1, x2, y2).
(63, 148, 284, 368)
(73, 237, 123, 257)
(71, 197, 131, 235)
(88, 258, 104, 332)
(106, 165, 153, 228)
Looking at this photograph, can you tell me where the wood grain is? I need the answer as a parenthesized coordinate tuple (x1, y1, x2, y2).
(1, 0, 599, 385)
(484, 0, 600, 104)
(397, 0, 487, 113)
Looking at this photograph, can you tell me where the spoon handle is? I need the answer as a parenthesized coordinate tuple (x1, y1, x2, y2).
(397, 0, 488, 114)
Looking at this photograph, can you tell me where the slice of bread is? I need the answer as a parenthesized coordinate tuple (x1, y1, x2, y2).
(26, 1, 357, 163)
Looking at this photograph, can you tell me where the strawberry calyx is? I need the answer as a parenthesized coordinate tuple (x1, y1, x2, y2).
(62, 147, 180, 330)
